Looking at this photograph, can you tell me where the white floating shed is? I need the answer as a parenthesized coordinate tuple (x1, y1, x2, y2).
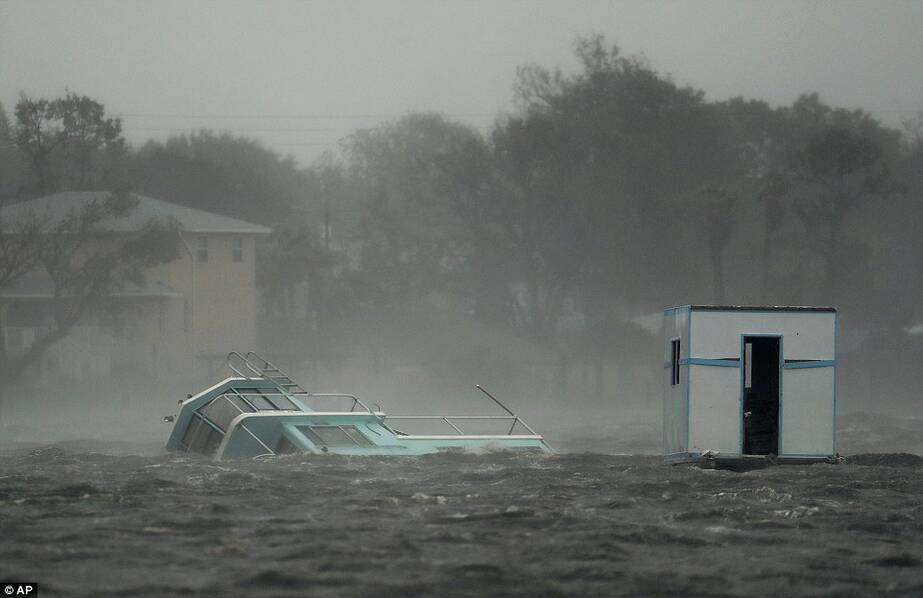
(663, 305, 837, 463)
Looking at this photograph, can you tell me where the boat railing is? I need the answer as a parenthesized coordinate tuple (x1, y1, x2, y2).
(223, 358, 531, 432)
(226, 351, 265, 379)
(227, 351, 309, 396)
(226, 352, 377, 414)
(382, 415, 538, 436)
(303, 393, 375, 415)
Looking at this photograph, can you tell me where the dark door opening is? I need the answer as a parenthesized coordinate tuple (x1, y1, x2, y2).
(742, 336, 780, 455)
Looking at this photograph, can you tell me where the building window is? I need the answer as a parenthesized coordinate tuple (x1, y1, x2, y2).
(196, 237, 208, 262)
(232, 238, 243, 263)
(671, 339, 681, 386)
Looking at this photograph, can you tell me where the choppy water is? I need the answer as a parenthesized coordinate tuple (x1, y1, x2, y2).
(1, 446, 922, 597)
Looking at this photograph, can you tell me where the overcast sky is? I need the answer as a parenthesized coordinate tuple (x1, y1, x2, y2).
(2, 0, 922, 166)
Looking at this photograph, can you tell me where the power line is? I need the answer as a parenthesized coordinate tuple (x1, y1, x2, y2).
(121, 138, 345, 148)
(117, 112, 499, 119)
(122, 125, 492, 133)
(110, 107, 923, 119)
(125, 127, 362, 132)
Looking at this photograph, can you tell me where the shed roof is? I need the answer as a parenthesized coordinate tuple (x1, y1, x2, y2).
(666, 305, 836, 314)
(0, 192, 272, 235)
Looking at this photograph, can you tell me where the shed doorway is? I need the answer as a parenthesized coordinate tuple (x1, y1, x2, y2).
(742, 336, 780, 455)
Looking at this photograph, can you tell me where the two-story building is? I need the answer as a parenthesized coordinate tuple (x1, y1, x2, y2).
(0, 191, 271, 381)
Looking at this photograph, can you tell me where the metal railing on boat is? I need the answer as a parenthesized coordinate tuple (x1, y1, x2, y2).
(226, 352, 375, 414)
(227, 351, 307, 394)
(382, 386, 539, 436)
(223, 354, 535, 436)
(302, 393, 375, 415)
(381, 415, 539, 436)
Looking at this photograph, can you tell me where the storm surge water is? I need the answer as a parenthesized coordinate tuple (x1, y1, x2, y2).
(1, 447, 922, 596)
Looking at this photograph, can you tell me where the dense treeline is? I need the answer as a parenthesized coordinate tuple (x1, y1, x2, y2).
(1, 36, 921, 404)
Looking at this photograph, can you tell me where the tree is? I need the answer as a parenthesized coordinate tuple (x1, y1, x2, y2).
(129, 131, 306, 225)
(343, 113, 484, 310)
(757, 172, 789, 300)
(0, 192, 180, 382)
(257, 224, 335, 329)
(714, 93, 902, 305)
(0, 211, 43, 290)
(0, 101, 28, 200)
(797, 126, 893, 298)
(0, 102, 9, 143)
(13, 92, 125, 193)
(341, 110, 588, 340)
(700, 185, 737, 303)
(480, 113, 593, 340)
(509, 36, 737, 315)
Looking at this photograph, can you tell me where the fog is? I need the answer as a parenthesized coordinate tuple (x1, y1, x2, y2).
(1, 1, 923, 456)
(3, 1, 922, 165)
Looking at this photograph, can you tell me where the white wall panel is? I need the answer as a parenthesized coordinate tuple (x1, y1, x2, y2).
(663, 367, 686, 454)
(689, 365, 740, 455)
(691, 311, 835, 360)
(662, 308, 689, 454)
(781, 368, 835, 456)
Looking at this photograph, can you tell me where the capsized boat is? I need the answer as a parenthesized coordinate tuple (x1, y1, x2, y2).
(165, 352, 551, 459)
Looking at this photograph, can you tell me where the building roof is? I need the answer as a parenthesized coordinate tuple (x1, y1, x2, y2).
(0, 274, 181, 299)
(0, 192, 272, 234)
(666, 305, 836, 314)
